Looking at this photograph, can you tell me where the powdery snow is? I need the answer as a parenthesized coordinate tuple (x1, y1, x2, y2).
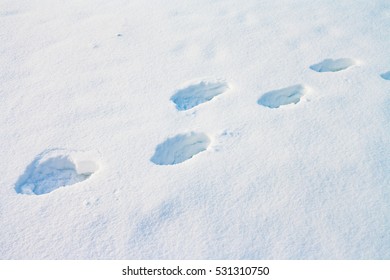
(0, 0, 389, 259)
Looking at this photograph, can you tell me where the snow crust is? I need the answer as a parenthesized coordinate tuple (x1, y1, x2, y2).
(0, 0, 389, 259)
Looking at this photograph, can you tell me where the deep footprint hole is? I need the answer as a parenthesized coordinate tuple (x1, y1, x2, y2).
(171, 80, 229, 111)
(151, 132, 210, 165)
(15, 151, 99, 195)
(380, 71, 390, 80)
(258, 84, 308, 108)
(310, 58, 356, 72)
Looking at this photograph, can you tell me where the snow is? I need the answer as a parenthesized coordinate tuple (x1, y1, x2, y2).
(0, 0, 389, 259)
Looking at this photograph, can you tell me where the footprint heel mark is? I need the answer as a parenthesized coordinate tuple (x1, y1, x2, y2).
(258, 84, 309, 108)
(171, 80, 229, 111)
(151, 132, 210, 165)
(310, 58, 357, 72)
(380, 71, 390, 80)
(15, 149, 99, 195)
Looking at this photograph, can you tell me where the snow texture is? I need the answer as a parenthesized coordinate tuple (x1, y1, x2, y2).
(258, 85, 308, 108)
(310, 58, 357, 72)
(151, 132, 210, 165)
(1, 0, 389, 260)
(171, 80, 229, 111)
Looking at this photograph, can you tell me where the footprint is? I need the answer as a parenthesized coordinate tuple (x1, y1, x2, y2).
(171, 80, 229, 111)
(258, 84, 309, 108)
(15, 149, 99, 195)
(310, 58, 356, 72)
(380, 71, 390, 80)
(0, 10, 19, 17)
(151, 132, 210, 165)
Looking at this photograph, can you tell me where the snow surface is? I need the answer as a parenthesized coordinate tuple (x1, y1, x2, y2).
(0, 0, 389, 259)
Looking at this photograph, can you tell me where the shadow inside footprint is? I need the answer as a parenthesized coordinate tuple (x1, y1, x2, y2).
(310, 58, 356, 72)
(15, 150, 99, 195)
(258, 85, 308, 108)
(151, 132, 210, 165)
(171, 80, 229, 111)
(380, 71, 390, 80)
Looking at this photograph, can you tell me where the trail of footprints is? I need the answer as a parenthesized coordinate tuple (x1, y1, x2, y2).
(15, 58, 390, 194)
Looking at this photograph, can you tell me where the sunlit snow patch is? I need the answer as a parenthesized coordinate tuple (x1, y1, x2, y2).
(171, 80, 229, 111)
(380, 71, 390, 80)
(258, 84, 309, 108)
(15, 149, 99, 195)
(151, 132, 210, 165)
(310, 58, 356, 72)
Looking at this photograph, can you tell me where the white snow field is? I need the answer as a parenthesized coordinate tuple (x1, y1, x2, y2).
(0, 0, 389, 259)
